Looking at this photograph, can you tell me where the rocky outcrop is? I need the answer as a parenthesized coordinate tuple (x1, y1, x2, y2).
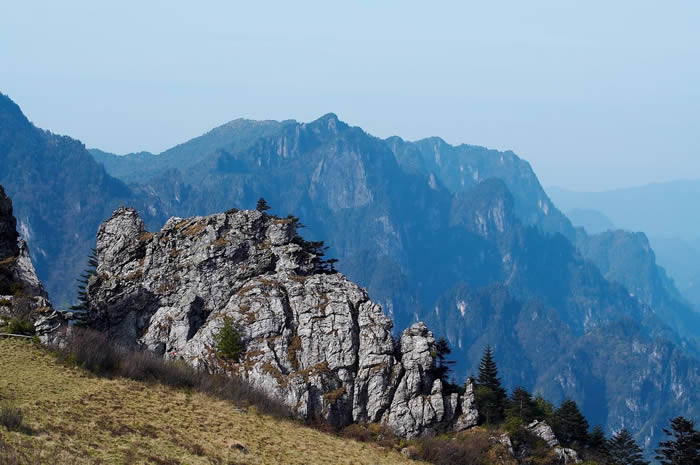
(454, 377, 479, 430)
(82, 206, 477, 436)
(0, 184, 53, 333)
(527, 420, 582, 464)
(528, 420, 559, 448)
(0, 185, 47, 299)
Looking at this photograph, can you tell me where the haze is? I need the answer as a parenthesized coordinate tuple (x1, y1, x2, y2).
(2, 0, 698, 191)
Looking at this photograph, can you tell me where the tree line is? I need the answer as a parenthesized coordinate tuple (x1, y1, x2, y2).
(444, 344, 700, 464)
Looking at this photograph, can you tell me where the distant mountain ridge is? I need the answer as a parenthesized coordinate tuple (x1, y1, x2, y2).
(548, 181, 700, 241)
(0, 93, 157, 307)
(566, 208, 615, 234)
(1, 92, 698, 457)
(90, 118, 292, 183)
(549, 182, 700, 311)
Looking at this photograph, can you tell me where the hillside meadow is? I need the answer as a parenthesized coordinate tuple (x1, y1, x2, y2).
(0, 337, 421, 465)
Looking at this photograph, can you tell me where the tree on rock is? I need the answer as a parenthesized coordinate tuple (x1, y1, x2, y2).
(607, 428, 648, 465)
(655, 416, 700, 465)
(256, 198, 271, 212)
(553, 398, 589, 447)
(71, 248, 98, 312)
(431, 337, 457, 392)
(214, 316, 245, 362)
(475, 345, 507, 424)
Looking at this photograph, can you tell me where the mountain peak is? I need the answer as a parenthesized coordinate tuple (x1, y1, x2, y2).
(0, 93, 32, 130)
(318, 112, 339, 122)
(309, 112, 348, 133)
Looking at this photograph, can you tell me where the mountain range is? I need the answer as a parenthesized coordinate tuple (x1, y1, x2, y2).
(1, 92, 698, 456)
(549, 183, 700, 311)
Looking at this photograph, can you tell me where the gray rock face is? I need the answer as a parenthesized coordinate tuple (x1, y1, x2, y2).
(491, 432, 514, 456)
(0, 184, 46, 298)
(13, 240, 48, 298)
(454, 378, 479, 431)
(0, 185, 55, 340)
(527, 420, 582, 464)
(83, 207, 477, 436)
(528, 420, 560, 447)
(554, 447, 582, 464)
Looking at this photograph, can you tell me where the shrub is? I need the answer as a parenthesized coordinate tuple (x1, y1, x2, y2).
(55, 328, 121, 375)
(0, 405, 24, 432)
(52, 327, 290, 420)
(417, 432, 492, 465)
(214, 317, 244, 361)
(7, 318, 35, 336)
(340, 423, 399, 449)
(504, 416, 524, 436)
(119, 351, 199, 388)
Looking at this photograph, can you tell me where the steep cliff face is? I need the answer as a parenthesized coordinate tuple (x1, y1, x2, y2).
(0, 184, 46, 299)
(0, 184, 54, 330)
(85, 207, 478, 436)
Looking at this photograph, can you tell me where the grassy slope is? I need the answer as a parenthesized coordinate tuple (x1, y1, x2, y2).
(0, 338, 420, 465)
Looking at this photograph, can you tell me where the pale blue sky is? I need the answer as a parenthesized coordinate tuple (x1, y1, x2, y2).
(1, 1, 698, 190)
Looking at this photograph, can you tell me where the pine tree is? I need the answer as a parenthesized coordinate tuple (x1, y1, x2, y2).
(475, 345, 507, 424)
(534, 395, 555, 421)
(554, 399, 589, 447)
(607, 429, 648, 465)
(477, 345, 501, 389)
(431, 337, 456, 391)
(588, 425, 608, 453)
(655, 416, 700, 465)
(256, 197, 271, 212)
(475, 385, 500, 425)
(71, 248, 98, 312)
(214, 316, 244, 362)
(505, 386, 538, 423)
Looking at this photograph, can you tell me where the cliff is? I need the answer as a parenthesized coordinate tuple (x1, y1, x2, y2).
(83, 207, 479, 437)
(0, 184, 53, 329)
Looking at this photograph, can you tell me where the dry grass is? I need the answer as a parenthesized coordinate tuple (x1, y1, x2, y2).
(183, 222, 206, 236)
(0, 338, 421, 465)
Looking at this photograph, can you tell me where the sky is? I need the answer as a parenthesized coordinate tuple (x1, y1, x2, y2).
(1, 1, 698, 191)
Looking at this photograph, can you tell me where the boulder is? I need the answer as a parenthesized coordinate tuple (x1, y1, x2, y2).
(527, 420, 582, 464)
(527, 420, 560, 447)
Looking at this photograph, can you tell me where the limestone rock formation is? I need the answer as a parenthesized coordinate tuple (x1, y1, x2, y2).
(0, 185, 19, 261)
(527, 420, 582, 464)
(0, 184, 53, 333)
(83, 206, 477, 436)
(453, 377, 479, 431)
